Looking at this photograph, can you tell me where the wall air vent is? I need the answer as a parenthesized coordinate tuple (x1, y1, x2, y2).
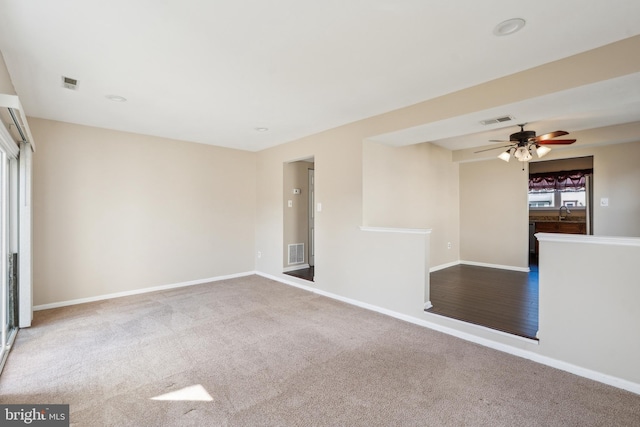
(288, 243, 304, 265)
(480, 115, 514, 125)
(62, 76, 79, 90)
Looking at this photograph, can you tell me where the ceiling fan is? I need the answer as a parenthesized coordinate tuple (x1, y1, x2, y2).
(475, 124, 576, 162)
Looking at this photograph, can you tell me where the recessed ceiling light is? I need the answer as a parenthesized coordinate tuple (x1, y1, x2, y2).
(106, 94, 127, 102)
(493, 18, 526, 36)
(255, 127, 269, 132)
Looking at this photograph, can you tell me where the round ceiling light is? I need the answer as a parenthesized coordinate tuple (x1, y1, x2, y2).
(493, 18, 526, 36)
(255, 127, 269, 132)
(106, 94, 127, 102)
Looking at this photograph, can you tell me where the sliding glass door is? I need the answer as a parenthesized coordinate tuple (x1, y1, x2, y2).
(0, 148, 18, 372)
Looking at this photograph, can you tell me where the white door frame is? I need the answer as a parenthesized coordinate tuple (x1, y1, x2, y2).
(308, 168, 315, 267)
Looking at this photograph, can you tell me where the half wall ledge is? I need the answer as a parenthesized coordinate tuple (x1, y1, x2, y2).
(535, 233, 640, 247)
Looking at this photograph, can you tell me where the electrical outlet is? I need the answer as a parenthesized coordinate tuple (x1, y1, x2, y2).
(600, 197, 609, 207)
(257, 251, 262, 258)
(447, 242, 452, 249)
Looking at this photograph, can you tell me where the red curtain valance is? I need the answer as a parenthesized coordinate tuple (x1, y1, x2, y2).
(529, 169, 592, 192)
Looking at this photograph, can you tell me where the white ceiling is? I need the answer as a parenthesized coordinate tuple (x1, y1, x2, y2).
(1, 0, 640, 152)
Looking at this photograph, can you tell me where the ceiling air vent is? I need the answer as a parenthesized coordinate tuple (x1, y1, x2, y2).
(480, 115, 514, 125)
(62, 76, 79, 90)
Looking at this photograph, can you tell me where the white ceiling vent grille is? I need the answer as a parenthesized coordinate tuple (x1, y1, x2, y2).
(288, 243, 304, 265)
(480, 115, 514, 125)
(62, 76, 79, 90)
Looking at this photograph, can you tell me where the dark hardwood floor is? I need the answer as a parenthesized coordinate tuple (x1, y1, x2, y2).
(426, 262, 538, 340)
(284, 262, 537, 339)
(284, 266, 314, 282)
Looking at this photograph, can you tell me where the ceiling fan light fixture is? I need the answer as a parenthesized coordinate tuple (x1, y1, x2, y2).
(514, 146, 532, 162)
(493, 18, 526, 36)
(477, 125, 574, 164)
(498, 150, 511, 162)
(536, 145, 552, 158)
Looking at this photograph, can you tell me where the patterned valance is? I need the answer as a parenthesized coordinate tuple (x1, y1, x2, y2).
(529, 169, 593, 192)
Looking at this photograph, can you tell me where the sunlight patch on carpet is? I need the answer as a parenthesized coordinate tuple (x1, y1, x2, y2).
(150, 384, 213, 402)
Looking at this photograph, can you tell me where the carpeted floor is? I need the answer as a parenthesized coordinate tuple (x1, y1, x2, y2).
(1, 275, 639, 426)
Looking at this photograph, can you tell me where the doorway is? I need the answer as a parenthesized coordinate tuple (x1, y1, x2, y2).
(283, 158, 315, 282)
(528, 156, 594, 265)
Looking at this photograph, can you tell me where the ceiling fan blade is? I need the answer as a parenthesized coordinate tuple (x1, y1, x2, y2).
(474, 144, 513, 153)
(537, 139, 576, 145)
(488, 139, 511, 142)
(532, 130, 569, 142)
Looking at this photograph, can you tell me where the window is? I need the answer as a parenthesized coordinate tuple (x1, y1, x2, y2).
(529, 192, 554, 207)
(528, 189, 586, 208)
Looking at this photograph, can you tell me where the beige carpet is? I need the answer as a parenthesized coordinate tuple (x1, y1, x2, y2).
(1, 275, 639, 426)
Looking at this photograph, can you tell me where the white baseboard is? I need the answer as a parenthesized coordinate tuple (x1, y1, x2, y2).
(283, 263, 310, 272)
(256, 271, 317, 293)
(261, 271, 640, 396)
(33, 271, 255, 311)
(430, 260, 530, 273)
(429, 261, 460, 272)
(460, 260, 530, 273)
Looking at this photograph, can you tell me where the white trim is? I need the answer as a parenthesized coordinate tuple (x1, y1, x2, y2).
(257, 272, 317, 293)
(424, 311, 538, 345)
(429, 260, 460, 272)
(33, 271, 255, 311)
(0, 118, 19, 159)
(359, 226, 432, 235)
(0, 95, 35, 152)
(18, 143, 32, 327)
(536, 233, 640, 247)
(0, 94, 21, 110)
(431, 260, 530, 273)
(461, 260, 530, 273)
(283, 263, 310, 272)
(261, 272, 640, 396)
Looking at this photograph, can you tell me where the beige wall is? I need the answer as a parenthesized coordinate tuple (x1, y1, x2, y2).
(459, 159, 530, 269)
(591, 141, 640, 236)
(363, 141, 459, 268)
(255, 125, 430, 313)
(283, 160, 313, 267)
(538, 235, 640, 385)
(30, 118, 256, 306)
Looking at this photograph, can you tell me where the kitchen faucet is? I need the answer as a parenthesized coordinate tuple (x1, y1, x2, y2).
(559, 205, 571, 221)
